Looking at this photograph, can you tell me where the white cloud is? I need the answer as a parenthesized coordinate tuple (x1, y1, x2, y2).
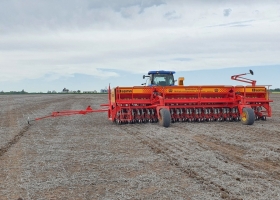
(0, 0, 279, 83)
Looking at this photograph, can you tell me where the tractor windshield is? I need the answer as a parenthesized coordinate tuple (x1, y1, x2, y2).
(152, 73, 174, 86)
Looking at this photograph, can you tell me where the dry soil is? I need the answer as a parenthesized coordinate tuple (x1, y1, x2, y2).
(0, 94, 279, 200)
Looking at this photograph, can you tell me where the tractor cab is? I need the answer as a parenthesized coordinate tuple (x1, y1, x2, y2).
(143, 70, 176, 86)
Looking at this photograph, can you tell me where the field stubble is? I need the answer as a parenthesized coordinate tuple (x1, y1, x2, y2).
(0, 94, 280, 199)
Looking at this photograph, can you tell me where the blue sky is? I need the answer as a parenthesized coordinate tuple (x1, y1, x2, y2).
(0, 0, 280, 92)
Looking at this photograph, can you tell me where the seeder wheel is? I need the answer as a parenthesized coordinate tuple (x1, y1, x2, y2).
(159, 108, 171, 128)
(241, 108, 255, 125)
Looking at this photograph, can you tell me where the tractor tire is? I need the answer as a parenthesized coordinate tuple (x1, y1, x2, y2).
(159, 108, 171, 128)
(241, 107, 255, 125)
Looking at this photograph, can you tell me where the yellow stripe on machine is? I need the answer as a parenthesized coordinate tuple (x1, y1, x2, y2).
(164, 87, 199, 93)
(117, 86, 267, 94)
(200, 88, 224, 93)
(117, 87, 151, 94)
(164, 87, 231, 93)
(235, 87, 267, 93)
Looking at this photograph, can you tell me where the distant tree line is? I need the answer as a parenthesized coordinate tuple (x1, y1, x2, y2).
(270, 88, 280, 91)
(0, 89, 28, 94)
(0, 88, 103, 94)
(60, 88, 81, 93)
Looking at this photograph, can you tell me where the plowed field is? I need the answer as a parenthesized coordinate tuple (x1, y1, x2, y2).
(0, 94, 279, 200)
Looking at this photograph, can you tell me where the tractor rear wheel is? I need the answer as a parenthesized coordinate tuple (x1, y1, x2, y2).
(241, 107, 255, 125)
(159, 108, 171, 128)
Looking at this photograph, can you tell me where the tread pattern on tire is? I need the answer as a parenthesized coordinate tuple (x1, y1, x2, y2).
(159, 108, 171, 127)
(241, 107, 255, 125)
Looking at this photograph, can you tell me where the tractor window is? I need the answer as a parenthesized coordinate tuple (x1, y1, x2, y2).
(152, 74, 174, 86)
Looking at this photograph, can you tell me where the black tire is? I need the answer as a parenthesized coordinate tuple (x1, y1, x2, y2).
(159, 108, 171, 127)
(241, 108, 255, 125)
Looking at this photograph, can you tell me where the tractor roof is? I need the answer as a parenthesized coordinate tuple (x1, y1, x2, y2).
(148, 70, 175, 75)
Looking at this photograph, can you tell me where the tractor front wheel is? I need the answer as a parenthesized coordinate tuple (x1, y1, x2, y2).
(241, 107, 255, 125)
(159, 108, 171, 128)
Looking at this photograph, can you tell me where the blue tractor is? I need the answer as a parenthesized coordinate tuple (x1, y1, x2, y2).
(143, 70, 176, 86)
